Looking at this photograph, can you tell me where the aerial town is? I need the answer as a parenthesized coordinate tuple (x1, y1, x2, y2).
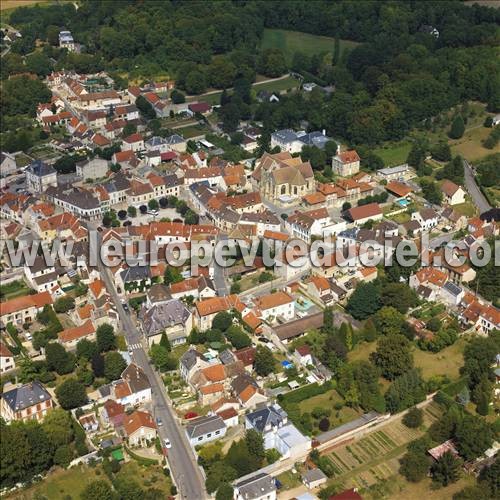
(0, 1, 499, 500)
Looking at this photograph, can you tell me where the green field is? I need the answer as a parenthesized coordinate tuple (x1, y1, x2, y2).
(0, 280, 31, 301)
(261, 28, 359, 63)
(373, 141, 412, 167)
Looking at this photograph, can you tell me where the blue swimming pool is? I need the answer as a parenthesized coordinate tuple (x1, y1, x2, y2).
(397, 199, 409, 207)
(295, 297, 313, 312)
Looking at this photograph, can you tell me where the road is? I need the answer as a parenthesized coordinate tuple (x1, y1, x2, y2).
(213, 235, 229, 296)
(93, 235, 206, 499)
(463, 158, 491, 214)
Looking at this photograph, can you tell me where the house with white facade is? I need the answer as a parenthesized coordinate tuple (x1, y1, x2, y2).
(441, 180, 466, 206)
(411, 208, 439, 231)
(253, 291, 295, 322)
(185, 414, 227, 447)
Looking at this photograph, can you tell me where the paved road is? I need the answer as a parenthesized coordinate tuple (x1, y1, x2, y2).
(213, 235, 229, 296)
(464, 158, 491, 214)
(94, 240, 206, 499)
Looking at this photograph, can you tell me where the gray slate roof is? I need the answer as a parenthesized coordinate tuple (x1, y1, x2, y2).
(2, 381, 51, 411)
(26, 160, 56, 178)
(234, 472, 276, 499)
(245, 404, 287, 433)
(120, 265, 151, 283)
(185, 414, 225, 439)
(140, 299, 190, 336)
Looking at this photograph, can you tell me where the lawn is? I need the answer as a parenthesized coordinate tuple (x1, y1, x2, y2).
(252, 75, 300, 94)
(450, 125, 500, 161)
(276, 470, 302, 490)
(384, 475, 476, 500)
(175, 123, 211, 139)
(373, 141, 412, 167)
(260, 28, 359, 64)
(412, 337, 466, 381)
(0, 280, 31, 301)
(8, 465, 105, 500)
(452, 201, 477, 217)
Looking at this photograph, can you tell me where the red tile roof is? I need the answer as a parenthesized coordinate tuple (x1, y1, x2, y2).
(123, 410, 156, 436)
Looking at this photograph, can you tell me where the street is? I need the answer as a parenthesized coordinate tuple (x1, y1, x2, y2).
(213, 234, 229, 296)
(463, 158, 491, 214)
(94, 241, 206, 499)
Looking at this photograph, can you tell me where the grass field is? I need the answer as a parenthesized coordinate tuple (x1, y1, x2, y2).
(450, 125, 500, 161)
(253, 75, 299, 93)
(261, 28, 359, 64)
(373, 141, 412, 167)
(9, 465, 105, 500)
(1, 0, 48, 12)
(0, 280, 31, 301)
(348, 337, 466, 383)
(175, 123, 211, 139)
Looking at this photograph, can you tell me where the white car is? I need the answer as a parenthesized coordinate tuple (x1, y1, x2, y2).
(164, 438, 172, 448)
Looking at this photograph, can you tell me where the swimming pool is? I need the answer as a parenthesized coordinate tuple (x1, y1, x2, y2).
(294, 297, 314, 312)
(397, 198, 409, 207)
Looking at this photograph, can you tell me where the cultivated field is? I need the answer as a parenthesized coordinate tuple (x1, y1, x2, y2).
(260, 28, 359, 63)
(320, 402, 442, 491)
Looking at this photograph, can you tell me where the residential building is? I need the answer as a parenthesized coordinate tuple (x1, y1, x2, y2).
(253, 291, 295, 322)
(76, 158, 109, 180)
(0, 152, 17, 177)
(231, 373, 267, 409)
(234, 473, 277, 500)
(0, 343, 15, 373)
(123, 410, 157, 446)
(122, 133, 145, 152)
(111, 363, 152, 407)
(101, 399, 125, 428)
(441, 180, 466, 205)
(185, 414, 226, 447)
(0, 381, 53, 422)
(59, 30, 76, 51)
(345, 203, 383, 225)
(411, 208, 439, 231)
(0, 291, 53, 327)
(377, 164, 410, 181)
(25, 160, 57, 193)
(302, 468, 327, 489)
(46, 185, 103, 220)
(140, 298, 193, 346)
(331, 150, 360, 177)
(194, 295, 246, 331)
(57, 319, 96, 349)
(180, 348, 210, 382)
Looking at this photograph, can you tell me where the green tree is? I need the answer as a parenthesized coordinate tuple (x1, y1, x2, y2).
(455, 414, 493, 461)
(76, 339, 98, 361)
(127, 206, 137, 217)
(255, 345, 276, 376)
(45, 343, 75, 375)
(448, 115, 465, 139)
(122, 123, 137, 137)
(431, 141, 452, 162)
(24, 421, 54, 475)
(373, 306, 406, 336)
(55, 379, 87, 410)
(171, 89, 185, 104)
(216, 483, 234, 500)
(431, 451, 461, 487)
(212, 311, 233, 332)
(403, 407, 424, 428)
(205, 463, 237, 493)
(245, 429, 265, 461)
(136, 95, 156, 120)
(148, 199, 159, 210)
(226, 325, 251, 349)
(380, 282, 417, 313)
(96, 324, 116, 352)
(54, 296, 75, 313)
(420, 179, 443, 204)
(104, 351, 126, 381)
(150, 344, 176, 372)
(159, 332, 171, 351)
(346, 282, 381, 320)
(371, 334, 413, 381)
(42, 408, 74, 447)
(163, 266, 183, 285)
(53, 444, 73, 468)
(258, 48, 287, 77)
(407, 144, 425, 169)
(399, 450, 430, 482)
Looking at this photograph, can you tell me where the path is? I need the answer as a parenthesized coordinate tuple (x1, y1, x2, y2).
(463, 158, 491, 214)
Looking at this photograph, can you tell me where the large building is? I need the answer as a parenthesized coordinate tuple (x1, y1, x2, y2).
(1, 381, 53, 422)
(25, 160, 57, 193)
(253, 152, 315, 207)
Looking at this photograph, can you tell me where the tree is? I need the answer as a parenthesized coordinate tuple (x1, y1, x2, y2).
(420, 179, 443, 205)
(55, 378, 87, 410)
(184, 209, 199, 225)
(148, 199, 159, 210)
(45, 342, 75, 375)
(479, 457, 500, 497)
(400, 450, 430, 482)
(380, 282, 417, 313)
(431, 451, 461, 487)
(461, 334, 498, 389)
(216, 483, 234, 500)
(373, 306, 406, 336)
(245, 429, 265, 461)
(136, 95, 156, 120)
(455, 414, 493, 461)
(226, 325, 251, 349)
(212, 311, 233, 332)
(159, 332, 171, 351)
(403, 407, 423, 428)
(407, 144, 425, 169)
(42, 408, 74, 447)
(96, 324, 116, 352)
(255, 345, 276, 376)
(122, 123, 137, 137)
(258, 48, 287, 77)
(171, 89, 185, 104)
(91, 352, 105, 378)
(104, 351, 126, 381)
(319, 417, 330, 431)
(25, 421, 54, 475)
(449, 115, 465, 139)
(81, 480, 115, 500)
(150, 344, 176, 372)
(127, 206, 137, 217)
(54, 296, 75, 313)
(53, 444, 73, 468)
(205, 463, 237, 494)
(371, 334, 413, 381)
(453, 485, 492, 500)
(346, 282, 381, 320)
(164, 266, 183, 285)
(431, 141, 452, 162)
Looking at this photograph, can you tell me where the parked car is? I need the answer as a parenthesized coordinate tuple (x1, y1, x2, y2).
(164, 438, 171, 448)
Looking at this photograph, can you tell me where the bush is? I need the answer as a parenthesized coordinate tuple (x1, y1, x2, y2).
(318, 417, 330, 432)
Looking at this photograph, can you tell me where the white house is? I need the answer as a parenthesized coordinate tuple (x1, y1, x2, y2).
(25, 160, 57, 194)
(112, 364, 152, 407)
(441, 180, 466, 206)
(253, 291, 295, 322)
(0, 152, 17, 177)
(124, 410, 157, 446)
(76, 158, 109, 180)
(122, 133, 144, 152)
(234, 473, 277, 500)
(0, 343, 15, 373)
(331, 150, 360, 177)
(185, 414, 226, 447)
(411, 208, 439, 231)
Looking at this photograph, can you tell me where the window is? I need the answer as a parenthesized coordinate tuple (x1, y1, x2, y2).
(215, 430, 220, 435)
(198, 437, 202, 441)
(207, 433, 212, 438)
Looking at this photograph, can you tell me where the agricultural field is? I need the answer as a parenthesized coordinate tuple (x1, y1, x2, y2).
(319, 402, 442, 492)
(260, 28, 359, 64)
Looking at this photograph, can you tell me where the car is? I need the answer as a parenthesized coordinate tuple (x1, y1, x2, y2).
(122, 303, 129, 312)
(164, 438, 171, 448)
(156, 417, 163, 426)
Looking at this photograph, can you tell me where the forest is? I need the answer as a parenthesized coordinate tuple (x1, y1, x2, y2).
(2, 0, 499, 149)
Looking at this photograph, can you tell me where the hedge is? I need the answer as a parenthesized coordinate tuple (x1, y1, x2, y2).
(278, 381, 333, 405)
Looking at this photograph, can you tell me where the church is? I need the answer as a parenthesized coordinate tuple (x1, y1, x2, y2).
(252, 152, 315, 207)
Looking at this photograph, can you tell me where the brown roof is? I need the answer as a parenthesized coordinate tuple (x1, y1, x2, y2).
(114, 380, 132, 399)
(386, 181, 412, 198)
(201, 364, 226, 382)
(0, 343, 13, 357)
(58, 320, 95, 343)
(263, 230, 289, 242)
(0, 291, 53, 317)
(200, 383, 224, 395)
(338, 150, 360, 164)
(234, 346, 256, 367)
(103, 399, 125, 418)
(303, 192, 326, 205)
(195, 295, 245, 317)
(253, 291, 293, 311)
(123, 133, 143, 144)
(217, 407, 238, 420)
(123, 410, 156, 436)
(441, 180, 461, 197)
(347, 203, 382, 221)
